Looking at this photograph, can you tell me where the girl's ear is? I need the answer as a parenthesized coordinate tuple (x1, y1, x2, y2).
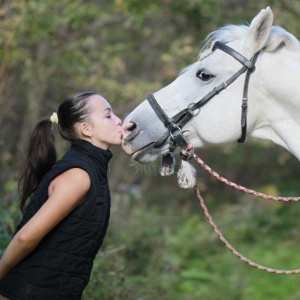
(79, 122, 92, 138)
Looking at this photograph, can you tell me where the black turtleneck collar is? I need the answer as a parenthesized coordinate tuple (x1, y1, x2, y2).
(71, 140, 113, 173)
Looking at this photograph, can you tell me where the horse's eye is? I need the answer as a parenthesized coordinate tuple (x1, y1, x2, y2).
(196, 70, 214, 81)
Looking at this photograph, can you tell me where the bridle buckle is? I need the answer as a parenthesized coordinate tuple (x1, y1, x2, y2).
(188, 102, 201, 116)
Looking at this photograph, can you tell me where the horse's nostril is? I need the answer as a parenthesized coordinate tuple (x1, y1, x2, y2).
(128, 122, 136, 132)
(123, 121, 139, 142)
(124, 121, 136, 133)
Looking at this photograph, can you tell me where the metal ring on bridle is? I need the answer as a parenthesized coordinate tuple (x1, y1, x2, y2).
(188, 102, 201, 116)
(169, 125, 182, 140)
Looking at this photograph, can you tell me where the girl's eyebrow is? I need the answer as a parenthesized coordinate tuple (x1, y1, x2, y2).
(101, 107, 112, 114)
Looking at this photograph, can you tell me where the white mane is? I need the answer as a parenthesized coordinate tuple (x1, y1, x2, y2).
(199, 24, 300, 60)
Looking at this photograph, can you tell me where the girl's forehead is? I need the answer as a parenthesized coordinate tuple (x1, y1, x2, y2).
(89, 95, 111, 111)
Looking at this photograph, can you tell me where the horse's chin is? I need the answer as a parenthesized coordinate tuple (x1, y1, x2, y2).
(122, 139, 170, 163)
(131, 144, 159, 163)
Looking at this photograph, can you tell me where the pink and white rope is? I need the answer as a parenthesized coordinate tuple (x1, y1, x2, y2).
(183, 145, 300, 274)
(192, 152, 300, 202)
(194, 186, 300, 274)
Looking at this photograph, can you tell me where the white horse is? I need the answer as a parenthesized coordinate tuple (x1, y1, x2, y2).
(122, 7, 300, 167)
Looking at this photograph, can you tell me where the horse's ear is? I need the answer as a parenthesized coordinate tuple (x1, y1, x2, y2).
(244, 7, 273, 53)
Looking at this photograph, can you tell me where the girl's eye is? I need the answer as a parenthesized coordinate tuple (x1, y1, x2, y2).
(196, 70, 214, 81)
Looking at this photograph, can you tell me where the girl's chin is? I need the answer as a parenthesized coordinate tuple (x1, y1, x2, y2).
(107, 140, 123, 148)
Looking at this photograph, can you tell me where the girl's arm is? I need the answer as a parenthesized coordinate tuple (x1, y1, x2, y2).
(0, 168, 90, 280)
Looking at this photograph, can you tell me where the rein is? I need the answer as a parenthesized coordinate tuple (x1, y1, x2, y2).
(182, 145, 300, 274)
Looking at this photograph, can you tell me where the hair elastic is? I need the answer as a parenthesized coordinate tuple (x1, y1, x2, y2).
(50, 112, 59, 124)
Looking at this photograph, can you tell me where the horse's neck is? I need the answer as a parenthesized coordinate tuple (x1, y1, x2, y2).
(251, 49, 300, 160)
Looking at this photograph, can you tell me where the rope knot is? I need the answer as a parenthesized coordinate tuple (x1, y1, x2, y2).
(180, 144, 195, 160)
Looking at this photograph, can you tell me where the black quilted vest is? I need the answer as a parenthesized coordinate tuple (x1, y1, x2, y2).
(0, 140, 112, 300)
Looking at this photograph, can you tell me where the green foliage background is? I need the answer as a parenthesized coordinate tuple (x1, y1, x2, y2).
(1, 0, 300, 299)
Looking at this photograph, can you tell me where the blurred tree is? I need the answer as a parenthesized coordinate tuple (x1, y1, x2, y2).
(1, 1, 300, 299)
(0, 0, 220, 198)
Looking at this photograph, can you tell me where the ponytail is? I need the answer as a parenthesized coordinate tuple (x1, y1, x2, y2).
(18, 91, 96, 214)
(18, 117, 57, 214)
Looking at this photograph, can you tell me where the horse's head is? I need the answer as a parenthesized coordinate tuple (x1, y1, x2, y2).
(122, 8, 274, 163)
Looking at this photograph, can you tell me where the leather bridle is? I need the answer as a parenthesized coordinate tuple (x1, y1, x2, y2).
(147, 41, 260, 152)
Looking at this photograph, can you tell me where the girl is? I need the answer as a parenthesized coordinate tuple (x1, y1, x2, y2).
(0, 92, 122, 299)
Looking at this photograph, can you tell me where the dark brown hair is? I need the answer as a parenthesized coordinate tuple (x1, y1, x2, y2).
(18, 91, 97, 213)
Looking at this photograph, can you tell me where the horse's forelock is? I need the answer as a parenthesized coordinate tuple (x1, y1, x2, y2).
(198, 24, 299, 59)
(199, 25, 249, 59)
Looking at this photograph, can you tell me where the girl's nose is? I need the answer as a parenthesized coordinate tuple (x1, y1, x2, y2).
(115, 115, 122, 126)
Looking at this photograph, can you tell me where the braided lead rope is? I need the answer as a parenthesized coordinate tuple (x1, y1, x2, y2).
(181, 145, 300, 273)
(190, 151, 300, 202)
(194, 186, 300, 274)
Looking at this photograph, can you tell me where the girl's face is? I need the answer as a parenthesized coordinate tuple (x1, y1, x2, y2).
(84, 95, 122, 149)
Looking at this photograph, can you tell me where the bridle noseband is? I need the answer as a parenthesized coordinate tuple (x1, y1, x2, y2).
(147, 41, 260, 152)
